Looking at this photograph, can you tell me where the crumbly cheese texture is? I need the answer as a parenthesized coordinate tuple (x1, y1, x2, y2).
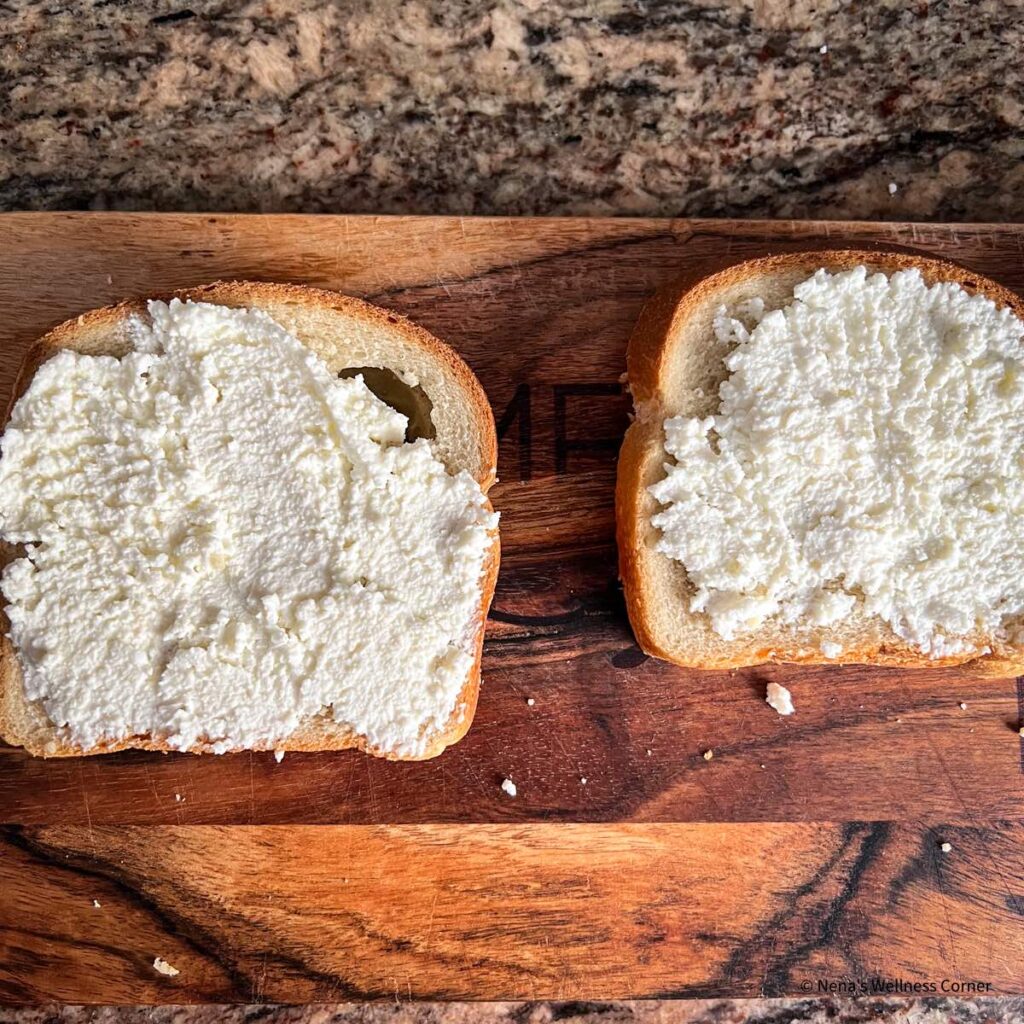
(0, 300, 496, 756)
(650, 267, 1024, 656)
(765, 682, 794, 716)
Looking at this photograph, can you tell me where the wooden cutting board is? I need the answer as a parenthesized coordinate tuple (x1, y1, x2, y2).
(1, 214, 1022, 1003)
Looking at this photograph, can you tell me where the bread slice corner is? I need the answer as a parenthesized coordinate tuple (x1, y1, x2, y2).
(0, 281, 500, 759)
(616, 249, 1024, 675)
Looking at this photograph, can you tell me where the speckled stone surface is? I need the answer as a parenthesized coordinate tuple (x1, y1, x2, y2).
(3, 1001, 1024, 1024)
(2, 0, 1022, 219)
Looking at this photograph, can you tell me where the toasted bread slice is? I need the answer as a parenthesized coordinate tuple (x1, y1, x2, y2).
(0, 281, 499, 759)
(617, 250, 1024, 674)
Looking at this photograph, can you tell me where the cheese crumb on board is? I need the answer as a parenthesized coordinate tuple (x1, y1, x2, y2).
(702, 749, 714, 761)
(939, 841, 952, 853)
(500, 777, 517, 798)
(92, 899, 101, 909)
(766, 682, 795, 716)
(153, 957, 180, 977)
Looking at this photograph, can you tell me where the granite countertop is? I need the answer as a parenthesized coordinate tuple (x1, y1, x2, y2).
(2, 2, 1023, 1023)
(1, 0, 1021, 220)
(4, 999, 1024, 1024)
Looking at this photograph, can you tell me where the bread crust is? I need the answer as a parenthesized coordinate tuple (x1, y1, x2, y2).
(0, 281, 500, 759)
(617, 249, 1024, 674)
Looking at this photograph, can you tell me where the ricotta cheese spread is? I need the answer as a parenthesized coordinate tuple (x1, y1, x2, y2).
(765, 681, 795, 716)
(650, 266, 1024, 656)
(0, 299, 496, 756)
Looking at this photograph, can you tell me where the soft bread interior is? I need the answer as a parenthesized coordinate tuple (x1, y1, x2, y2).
(659, 269, 811, 420)
(195, 285, 493, 485)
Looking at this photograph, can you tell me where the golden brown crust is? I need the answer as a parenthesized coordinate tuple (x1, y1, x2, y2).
(627, 248, 1024, 414)
(27, 281, 498, 488)
(618, 248, 1024, 674)
(174, 281, 498, 490)
(0, 281, 500, 759)
(615, 420, 668, 661)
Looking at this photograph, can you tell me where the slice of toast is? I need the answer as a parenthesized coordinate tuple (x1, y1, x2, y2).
(616, 249, 1024, 674)
(0, 281, 499, 759)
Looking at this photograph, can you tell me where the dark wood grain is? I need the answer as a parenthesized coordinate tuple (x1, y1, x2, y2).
(0, 214, 1023, 828)
(3, 823, 1022, 1003)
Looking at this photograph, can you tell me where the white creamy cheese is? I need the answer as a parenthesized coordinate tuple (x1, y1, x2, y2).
(152, 957, 180, 977)
(0, 299, 496, 756)
(650, 267, 1024, 656)
(765, 682, 795, 716)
